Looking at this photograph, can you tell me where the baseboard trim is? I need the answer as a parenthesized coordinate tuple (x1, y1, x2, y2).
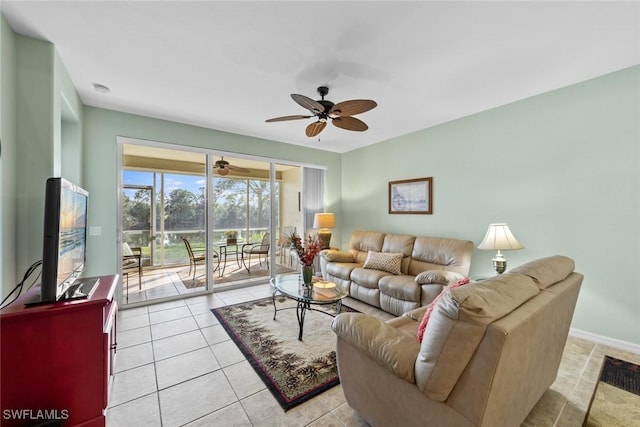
(570, 328, 640, 355)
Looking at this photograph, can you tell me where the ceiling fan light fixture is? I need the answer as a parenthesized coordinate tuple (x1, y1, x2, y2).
(218, 167, 229, 176)
(267, 86, 377, 138)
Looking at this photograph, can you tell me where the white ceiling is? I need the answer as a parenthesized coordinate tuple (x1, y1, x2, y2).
(2, 1, 639, 154)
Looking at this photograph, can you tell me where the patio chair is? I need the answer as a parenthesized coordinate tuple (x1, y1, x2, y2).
(241, 232, 270, 273)
(182, 238, 220, 280)
(122, 242, 142, 289)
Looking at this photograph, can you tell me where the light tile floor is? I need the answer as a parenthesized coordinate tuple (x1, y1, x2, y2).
(107, 283, 640, 427)
(123, 261, 292, 305)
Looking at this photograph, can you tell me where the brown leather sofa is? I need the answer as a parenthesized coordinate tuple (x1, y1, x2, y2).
(320, 230, 473, 316)
(331, 255, 582, 427)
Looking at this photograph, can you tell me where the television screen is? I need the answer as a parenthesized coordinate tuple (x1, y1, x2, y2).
(41, 177, 89, 302)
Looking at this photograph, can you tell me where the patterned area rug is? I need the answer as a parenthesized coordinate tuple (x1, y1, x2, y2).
(178, 267, 205, 289)
(211, 296, 357, 411)
(584, 355, 640, 426)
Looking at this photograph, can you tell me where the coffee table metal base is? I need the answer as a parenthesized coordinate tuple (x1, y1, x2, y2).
(272, 289, 343, 341)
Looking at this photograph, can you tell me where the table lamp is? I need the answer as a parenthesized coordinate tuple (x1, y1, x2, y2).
(313, 213, 336, 249)
(477, 223, 524, 274)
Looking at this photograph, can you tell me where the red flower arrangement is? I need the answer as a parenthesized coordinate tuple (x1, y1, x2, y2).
(289, 231, 321, 266)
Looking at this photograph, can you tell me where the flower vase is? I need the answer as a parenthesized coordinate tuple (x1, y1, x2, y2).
(302, 265, 314, 287)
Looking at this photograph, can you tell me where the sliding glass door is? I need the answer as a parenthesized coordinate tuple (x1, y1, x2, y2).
(118, 138, 318, 307)
(210, 156, 275, 283)
(119, 144, 209, 305)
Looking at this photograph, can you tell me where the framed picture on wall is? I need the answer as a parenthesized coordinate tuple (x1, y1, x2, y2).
(388, 177, 433, 214)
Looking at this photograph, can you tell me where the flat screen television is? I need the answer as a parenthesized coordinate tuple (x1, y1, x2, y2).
(40, 177, 93, 303)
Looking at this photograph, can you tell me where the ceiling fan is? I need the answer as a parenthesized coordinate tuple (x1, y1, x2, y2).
(214, 157, 250, 176)
(266, 86, 377, 137)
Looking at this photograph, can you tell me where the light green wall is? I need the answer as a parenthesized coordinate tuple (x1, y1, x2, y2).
(82, 107, 342, 278)
(342, 66, 640, 345)
(0, 27, 84, 295)
(1, 15, 17, 296)
(56, 50, 84, 185)
(14, 34, 56, 289)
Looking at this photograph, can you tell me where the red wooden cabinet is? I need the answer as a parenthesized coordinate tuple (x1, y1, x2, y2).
(0, 275, 118, 427)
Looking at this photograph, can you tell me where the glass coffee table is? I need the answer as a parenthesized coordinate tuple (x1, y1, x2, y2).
(270, 274, 347, 341)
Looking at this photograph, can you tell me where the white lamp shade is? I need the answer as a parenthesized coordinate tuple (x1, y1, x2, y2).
(313, 213, 336, 230)
(477, 223, 524, 250)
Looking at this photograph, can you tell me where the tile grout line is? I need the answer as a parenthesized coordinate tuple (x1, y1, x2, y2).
(208, 294, 257, 425)
(108, 285, 289, 425)
(552, 341, 599, 427)
(148, 311, 164, 427)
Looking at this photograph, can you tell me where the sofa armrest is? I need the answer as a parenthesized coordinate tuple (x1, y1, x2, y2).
(331, 313, 420, 383)
(321, 249, 355, 263)
(414, 270, 465, 285)
(403, 306, 428, 322)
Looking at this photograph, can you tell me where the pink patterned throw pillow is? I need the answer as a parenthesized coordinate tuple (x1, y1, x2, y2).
(417, 277, 470, 343)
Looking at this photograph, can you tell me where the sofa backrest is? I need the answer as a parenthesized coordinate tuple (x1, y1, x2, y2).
(414, 255, 582, 427)
(348, 230, 386, 264)
(382, 234, 416, 274)
(408, 236, 474, 276)
(415, 272, 540, 401)
(448, 271, 582, 427)
(347, 231, 473, 277)
(510, 255, 575, 289)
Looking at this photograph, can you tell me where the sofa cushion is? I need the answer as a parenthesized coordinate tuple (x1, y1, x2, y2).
(331, 313, 420, 383)
(322, 250, 355, 263)
(420, 284, 446, 306)
(350, 230, 386, 251)
(415, 270, 466, 285)
(382, 234, 416, 256)
(350, 283, 382, 307)
(510, 255, 575, 289)
(403, 306, 428, 322)
(415, 273, 540, 401)
(326, 262, 360, 281)
(382, 234, 416, 273)
(417, 277, 470, 343)
(349, 230, 386, 264)
(379, 275, 421, 301)
(408, 236, 474, 277)
(363, 251, 403, 275)
(351, 267, 392, 288)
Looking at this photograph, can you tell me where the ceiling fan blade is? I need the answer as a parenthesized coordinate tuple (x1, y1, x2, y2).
(329, 99, 377, 117)
(291, 94, 325, 114)
(332, 116, 368, 132)
(228, 165, 250, 173)
(265, 115, 313, 123)
(306, 121, 327, 137)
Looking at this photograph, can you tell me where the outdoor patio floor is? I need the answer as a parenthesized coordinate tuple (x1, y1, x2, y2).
(123, 258, 296, 305)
